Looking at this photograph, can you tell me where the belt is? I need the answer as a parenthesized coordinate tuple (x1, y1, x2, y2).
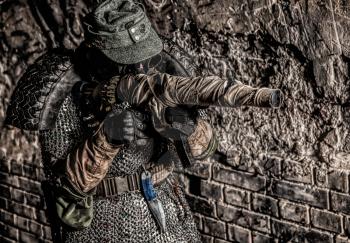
(95, 162, 174, 197)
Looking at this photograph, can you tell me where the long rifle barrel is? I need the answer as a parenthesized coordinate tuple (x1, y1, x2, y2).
(116, 73, 283, 109)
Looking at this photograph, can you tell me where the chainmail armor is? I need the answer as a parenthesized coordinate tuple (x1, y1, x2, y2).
(40, 95, 85, 181)
(106, 141, 154, 177)
(40, 95, 84, 161)
(39, 93, 201, 243)
(63, 175, 200, 243)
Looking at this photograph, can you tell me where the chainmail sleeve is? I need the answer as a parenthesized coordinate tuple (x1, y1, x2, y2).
(39, 95, 85, 181)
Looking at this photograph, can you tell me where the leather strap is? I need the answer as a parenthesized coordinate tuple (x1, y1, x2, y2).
(95, 172, 142, 197)
(95, 162, 174, 197)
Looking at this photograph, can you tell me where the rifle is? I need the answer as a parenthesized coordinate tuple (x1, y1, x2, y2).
(85, 70, 283, 167)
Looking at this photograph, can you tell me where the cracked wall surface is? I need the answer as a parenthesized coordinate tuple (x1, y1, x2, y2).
(1, 0, 350, 242)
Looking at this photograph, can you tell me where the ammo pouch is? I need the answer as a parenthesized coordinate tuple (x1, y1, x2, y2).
(52, 178, 94, 229)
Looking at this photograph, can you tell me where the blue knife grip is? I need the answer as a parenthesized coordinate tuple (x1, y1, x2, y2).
(141, 171, 157, 201)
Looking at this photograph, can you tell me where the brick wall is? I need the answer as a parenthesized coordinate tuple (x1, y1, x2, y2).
(0, 155, 51, 242)
(184, 157, 350, 242)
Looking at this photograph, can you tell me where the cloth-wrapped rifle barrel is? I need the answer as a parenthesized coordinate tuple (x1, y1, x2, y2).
(116, 72, 283, 108)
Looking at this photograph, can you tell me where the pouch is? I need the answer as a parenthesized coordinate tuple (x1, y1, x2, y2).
(53, 178, 94, 229)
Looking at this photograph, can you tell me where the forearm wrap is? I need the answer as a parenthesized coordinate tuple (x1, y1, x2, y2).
(65, 126, 122, 194)
(187, 119, 217, 160)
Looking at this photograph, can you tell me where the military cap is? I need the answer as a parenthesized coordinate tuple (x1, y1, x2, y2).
(84, 0, 163, 64)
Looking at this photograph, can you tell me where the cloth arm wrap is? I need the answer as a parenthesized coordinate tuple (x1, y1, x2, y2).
(187, 119, 217, 160)
(65, 126, 122, 194)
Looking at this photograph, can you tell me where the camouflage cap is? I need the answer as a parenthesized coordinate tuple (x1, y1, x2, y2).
(84, 0, 163, 64)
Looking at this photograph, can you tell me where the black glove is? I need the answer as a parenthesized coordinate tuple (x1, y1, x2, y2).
(149, 98, 197, 142)
(102, 109, 152, 146)
(164, 107, 197, 137)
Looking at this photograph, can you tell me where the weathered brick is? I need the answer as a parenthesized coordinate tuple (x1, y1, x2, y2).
(26, 192, 43, 207)
(8, 200, 35, 218)
(16, 215, 29, 231)
(0, 222, 18, 240)
(0, 209, 14, 225)
(29, 220, 43, 236)
(216, 149, 247, 171)
(201, 234, 213, 243)
(185, 162, 210, 179)
(213, 164, 266, 192)
(43, 225, 52, 240)
(10, 160, 22, 176)
(252, 193, 278, 217)
(0, 236, 16, 243)
(217, 203, 270, 233)
(214, 239, 231, 243)
(271, 219, 332, 243)
(310, 208, 341, 233)
(281, 160, 312, 184)
(328, 170, 348, 192)
(237, 155, 276, 175)
(279, 200, 309, 224)
(227, 224, 250, 243)
(0, 159, 10, 173)
(0, 172, 19, 187)
(254, 155, 282, 177)
(270, 180, 328, 208)
(0, 196, 8, 209)
(18, 177, 42, 195)
(19, 231, 37, 243)
(11, 188, 25, 203)
(200, 180, 223, 201)
(35, 209, 49, 225)
(0, 184, 11, 198)
(331, 191, 350, 214)
(2, 237, 16, 243)
(224, 186, 250, 209)
(23, 164, 38, 180)
(252, 232, 274, 243)
(186, 195, 216, 217)
(203, 217, 226, 239)
(343, 216, 350, 236)
(193, 213, 203, 231)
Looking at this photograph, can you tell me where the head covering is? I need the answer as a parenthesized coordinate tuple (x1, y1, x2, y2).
(84, 0, 163, 64)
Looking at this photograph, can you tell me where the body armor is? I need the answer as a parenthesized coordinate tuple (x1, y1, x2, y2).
(6, 40, 207, 242)
(39, 92, 201, 243)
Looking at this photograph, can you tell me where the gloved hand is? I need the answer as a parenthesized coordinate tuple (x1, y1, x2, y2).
(149, 97, 197, 142)
(102, 108, 152, 147)
(164, 106, 197, 137)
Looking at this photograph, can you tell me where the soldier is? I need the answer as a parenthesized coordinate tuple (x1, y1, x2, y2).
(6, 0, 283, 242)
